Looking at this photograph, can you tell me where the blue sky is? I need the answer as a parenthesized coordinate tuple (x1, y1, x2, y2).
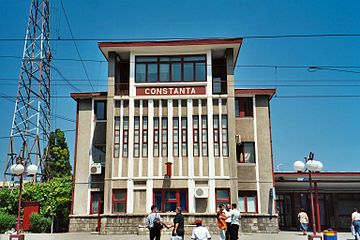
(0, 0, 359, 173)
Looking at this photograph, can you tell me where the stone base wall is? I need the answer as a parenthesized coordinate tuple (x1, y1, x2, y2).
(69, 214, 278, 234)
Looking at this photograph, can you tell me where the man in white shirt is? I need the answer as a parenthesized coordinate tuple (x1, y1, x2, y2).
(223, 204, 232, 240)
(230, 203, 241, 240)
(191, 219, 211, 240)
(352, 208, 360, 240)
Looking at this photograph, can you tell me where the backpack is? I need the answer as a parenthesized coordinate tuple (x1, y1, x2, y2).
(153, 214, 163, 230)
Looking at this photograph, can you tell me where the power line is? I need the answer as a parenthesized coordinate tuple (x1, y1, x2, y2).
(59, 0, 94, 91)
(0, 33, 360, 42)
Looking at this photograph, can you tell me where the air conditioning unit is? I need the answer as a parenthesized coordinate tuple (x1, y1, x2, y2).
(90, 163, 102, 174)
(194, 187, 209, 198)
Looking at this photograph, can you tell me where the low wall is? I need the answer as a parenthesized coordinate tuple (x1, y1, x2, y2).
(69, 213, 278, 234)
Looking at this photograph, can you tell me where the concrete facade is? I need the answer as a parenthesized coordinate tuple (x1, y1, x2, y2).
(70, 38, 277, 233)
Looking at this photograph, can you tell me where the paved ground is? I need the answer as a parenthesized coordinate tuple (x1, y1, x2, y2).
(0, 232, 355, 240)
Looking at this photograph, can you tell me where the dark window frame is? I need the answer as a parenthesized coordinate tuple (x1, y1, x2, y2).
(94, 100, 107, 120)
(113, 117, 120, 158)
(135, 55, 207, 83)
(173, 117, 179, 157)
(193, 116, 200, 157)
(215, 188, 230, 206)
(134, 116, 140, 157)
(153, 189, 188, 213)
(90, 191, 104, 215)
(153, 117, 160, 157)
(201, 115, 208, 157)
(122, 116, 129, 158)
(238, 191, 258, 213)
(221, 115, 229, 157)
(181, 117, 188, 157)
(142, 116, 148, 157)
(213, 115, 220, 157)
(235, 97, 254, 118)
(161, 117, 168, 157)
(112, 189, 127, 213)
(237, 142, 256, 163)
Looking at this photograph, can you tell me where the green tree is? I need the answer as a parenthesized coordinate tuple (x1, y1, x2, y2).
(43, 129, 72, 181)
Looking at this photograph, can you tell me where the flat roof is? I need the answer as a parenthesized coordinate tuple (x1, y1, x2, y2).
(98, 37, 243, 62)
(71, 92, 107, 100)
(235, 88, 276, 99)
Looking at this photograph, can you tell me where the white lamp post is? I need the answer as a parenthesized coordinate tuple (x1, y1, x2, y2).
(11, 158, 38, 234)
(294, 152, 323, 238)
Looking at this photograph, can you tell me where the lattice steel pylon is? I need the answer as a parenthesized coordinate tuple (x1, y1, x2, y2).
(4, 0, 51, 182)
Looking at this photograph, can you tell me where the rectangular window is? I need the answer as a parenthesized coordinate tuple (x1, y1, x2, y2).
(142, 116, 148, 157)
(134, 116, 140, 157)
(201, 115, 208, 156)
(236, 142, 256, 163)
(181, 117, 187, 157)
(213, 115, 220, 157)
(235, 97, 253, 117)
(90, 192, 103, 214)
(173, 117, 179, 157)
(135, 55, 206, 82)
(114, 117, 120, 158)
(154, 189, 188, 212)
(153, 117, 159, 157)
(193, 116, 199, 157)
(112, 190, 127, 213)
(94, 100, 106, 120)
(238, 192, 257, 213)
(216, 189, 230, 206)
(122, 117, 129, 157)
(161, 117, 168, 157)
(221, 115, 229, 157)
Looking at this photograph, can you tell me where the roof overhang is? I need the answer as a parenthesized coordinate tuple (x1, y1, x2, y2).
(275, 172, 360, 192)
(98, 38, 243, 61)
(70, 92, 107, 100)
(235, 88, 276, 99)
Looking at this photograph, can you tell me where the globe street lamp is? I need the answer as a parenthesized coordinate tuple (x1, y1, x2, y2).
(11, 157, 38, 235)
(293, 152, 323, 239)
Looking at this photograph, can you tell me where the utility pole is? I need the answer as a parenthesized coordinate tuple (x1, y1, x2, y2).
(4, 0, 51, 183)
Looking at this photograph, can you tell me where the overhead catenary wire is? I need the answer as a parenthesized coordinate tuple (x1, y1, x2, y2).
(59, 0, 94, 92)
(0, 33, 360, 42)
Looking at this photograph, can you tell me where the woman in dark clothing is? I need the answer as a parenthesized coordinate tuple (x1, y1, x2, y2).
(172, 206, 185, 239)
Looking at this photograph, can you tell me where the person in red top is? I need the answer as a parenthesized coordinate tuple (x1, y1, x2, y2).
(217, 204, 229, 240)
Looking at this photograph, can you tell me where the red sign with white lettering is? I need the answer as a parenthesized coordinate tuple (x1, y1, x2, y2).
(136, 86, 206, 96)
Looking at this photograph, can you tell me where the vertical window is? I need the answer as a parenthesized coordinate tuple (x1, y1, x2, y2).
(222, 115, 229, 157)
(114, 117, 120, 158)
(161, 117, 168, 157)
(112, 190, 127, 213)
(122, 117, 129, 157)
(160, 64, 170, 81)
(235, 97, 253, 117)
(213, 115, 220, 157)
(154, 189, 188, 212)
(136, 64, 146, 83)
(142, 117, 148, 157)
(148, 64, 158, 82)
(236, 142, 256, 163)
(193, 116, 199, 157)
(201, 115, 208, 156)
(238, 192, 257, 213)
(173, 117, 179, 157)
(153, 117, 159, 157)
(181, 117, 187, 157)
(94, 100, 106, 120)
(90, 192, 103, 214)
(216, 189, 230, 206)
(134, 117, 140, 157)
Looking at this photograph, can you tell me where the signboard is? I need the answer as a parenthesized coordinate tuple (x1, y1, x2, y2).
(136, 86, 206, 96)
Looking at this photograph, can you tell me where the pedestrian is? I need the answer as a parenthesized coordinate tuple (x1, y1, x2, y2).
(217, 204, 229, 240)
(352, 208, 360, 240)
(223, 204, 232, 240)
(191, 218, 211, 240)
(297, 208, 309, 235)
(230, 203, 241, 240)
(146, 205, 169, 240)
(171, 206, 185, 240)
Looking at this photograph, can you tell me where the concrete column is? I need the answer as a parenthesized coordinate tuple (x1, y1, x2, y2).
(103, 51, 116, 214)
(226, 48, 239, 205)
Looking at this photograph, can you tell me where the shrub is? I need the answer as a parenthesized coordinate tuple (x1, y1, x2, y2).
(0, 212, 16, 233)
(29, 213, 51, 233)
